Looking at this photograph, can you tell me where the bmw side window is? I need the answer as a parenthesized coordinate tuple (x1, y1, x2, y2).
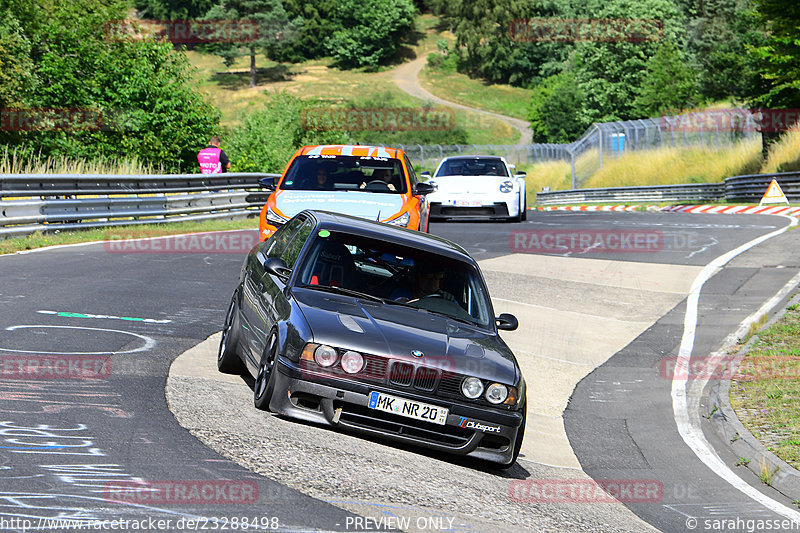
(280, 220, 313, 269)
(267, 217, 305, 257)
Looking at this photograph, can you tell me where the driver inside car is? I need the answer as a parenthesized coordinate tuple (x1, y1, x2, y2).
(392, 269, 455, 302)
(359, 168, 397, 191)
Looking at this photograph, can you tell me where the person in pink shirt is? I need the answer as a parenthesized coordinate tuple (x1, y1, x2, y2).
(197, 136, 230, 174)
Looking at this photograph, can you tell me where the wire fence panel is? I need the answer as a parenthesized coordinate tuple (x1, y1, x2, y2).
(401, 108, 762, 188)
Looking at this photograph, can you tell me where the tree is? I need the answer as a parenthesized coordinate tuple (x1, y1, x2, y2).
(134, 0, 216, 19)
(0, 15, 36, 108)
(748, 0, 800, 108)
(528, 71, 588, 143)
(633, 40, 700, 117)
(0, 0, 221, 170)
(202, 0, 298, 87)
(326, 0, 416, 69)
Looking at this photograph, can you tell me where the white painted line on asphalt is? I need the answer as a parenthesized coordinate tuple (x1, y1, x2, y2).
(672, 215, 800, 522)
(1, 325, 156, 355)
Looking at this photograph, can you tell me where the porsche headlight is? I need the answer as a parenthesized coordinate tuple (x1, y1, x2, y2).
(485, 383, 509, 404)
(461, 377, 484, 399)
(499, 181, 513, 193)
(385, 212, 410, 227)
(267, 206, 289, 225)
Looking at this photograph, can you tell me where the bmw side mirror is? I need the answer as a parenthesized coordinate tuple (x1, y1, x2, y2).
(264, 257, 291, 281)
(258, 176, 275, 190)
(420, 170, 432, 179)
(515, 171, 527, 178)
(496, 313, 518, 331)
(414, 182, 436, 195)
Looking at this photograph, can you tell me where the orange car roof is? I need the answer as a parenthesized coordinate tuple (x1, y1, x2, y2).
(299, 145, 403, 159)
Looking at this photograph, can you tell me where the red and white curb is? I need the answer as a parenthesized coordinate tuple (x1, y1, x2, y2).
(536, 204, 800, 216)
(536, 205, 654, 212)
(661, 204, 800, 216)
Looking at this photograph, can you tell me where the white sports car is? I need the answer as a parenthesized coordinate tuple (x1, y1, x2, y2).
(423, 156, 527, 222)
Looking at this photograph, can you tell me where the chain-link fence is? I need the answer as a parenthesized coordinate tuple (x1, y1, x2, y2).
(402, 108, 762, 188)
(397, 143, 571, 170)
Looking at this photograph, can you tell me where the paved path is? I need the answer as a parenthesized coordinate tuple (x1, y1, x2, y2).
(392, 56, 533, 144)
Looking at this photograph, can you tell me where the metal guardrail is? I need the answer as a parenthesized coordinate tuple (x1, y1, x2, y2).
(725, 172, 800, 203)
(536, 183, 726, 205)
(0, 172, 279, 238)
(536, 172, 800, 205)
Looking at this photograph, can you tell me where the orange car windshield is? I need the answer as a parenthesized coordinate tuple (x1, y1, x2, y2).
(280, 156, 407, 194)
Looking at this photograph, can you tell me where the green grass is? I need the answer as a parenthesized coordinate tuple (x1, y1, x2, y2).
(184, 13, 518, 145)
(0, 218, 257, 255)
(418, 66, 532, 121)
(730, 303, 800, 469)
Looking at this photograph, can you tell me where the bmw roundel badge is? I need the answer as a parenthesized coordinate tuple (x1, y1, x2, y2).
(411, 350, 424, 358)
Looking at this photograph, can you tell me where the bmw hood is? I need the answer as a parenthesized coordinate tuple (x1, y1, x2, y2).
(292, 288, 518, 384)
(275, 191, 405, 221)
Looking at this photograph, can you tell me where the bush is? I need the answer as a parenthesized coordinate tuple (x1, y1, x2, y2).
(227, 92, 352, 173)
(326, 0, 416, 69)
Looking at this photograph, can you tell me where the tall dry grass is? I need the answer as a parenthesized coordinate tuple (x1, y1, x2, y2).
(761, 126, 800, 173)
(0, 146, 168, 175)
(519, 160, 572, 196)
(582, 138, 762, 189)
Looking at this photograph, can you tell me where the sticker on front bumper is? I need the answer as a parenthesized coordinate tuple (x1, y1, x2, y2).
(458, 417, 501, 433)
(368, 391, 448, 425)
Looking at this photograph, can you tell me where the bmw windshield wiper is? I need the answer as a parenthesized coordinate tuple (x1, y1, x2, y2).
(298, 284, 384, 303)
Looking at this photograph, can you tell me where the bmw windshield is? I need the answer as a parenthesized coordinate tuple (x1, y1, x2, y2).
(294, 230, 493, 328)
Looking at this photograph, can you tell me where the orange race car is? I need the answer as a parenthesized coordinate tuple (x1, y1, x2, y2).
(257, 145, 435, 241)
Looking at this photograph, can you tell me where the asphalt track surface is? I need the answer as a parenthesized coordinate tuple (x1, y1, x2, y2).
(0, 211, 797, 532)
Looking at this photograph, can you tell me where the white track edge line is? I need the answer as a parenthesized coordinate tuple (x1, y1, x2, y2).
(672, 214, 800, 522)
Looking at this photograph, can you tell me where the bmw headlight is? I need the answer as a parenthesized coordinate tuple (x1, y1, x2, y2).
(313, 345, 338, 367)
(385, 212, 410, 227)
(461, 377, 484, 399)
(340, 351, 364, 374)
(485, 383, 509, 404)
(499, 181, 513, 193)
(267, 206, 289, 225)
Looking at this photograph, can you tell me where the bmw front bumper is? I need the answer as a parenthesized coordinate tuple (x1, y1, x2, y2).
(268, 356, 524, 465)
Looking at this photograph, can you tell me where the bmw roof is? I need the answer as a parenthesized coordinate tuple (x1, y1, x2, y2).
(298, 210, 473, 261)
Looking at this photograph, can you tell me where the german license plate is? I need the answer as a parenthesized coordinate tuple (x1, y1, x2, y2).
(455, 200, 481, 207)
(368, 392, 448, 425)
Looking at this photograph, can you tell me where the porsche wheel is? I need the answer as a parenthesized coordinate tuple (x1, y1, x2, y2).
(254, 331, 278, 411)
(218, 297, 244, 374)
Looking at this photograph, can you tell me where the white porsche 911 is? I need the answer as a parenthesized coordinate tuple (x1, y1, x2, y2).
(422, 156, 527, 222)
